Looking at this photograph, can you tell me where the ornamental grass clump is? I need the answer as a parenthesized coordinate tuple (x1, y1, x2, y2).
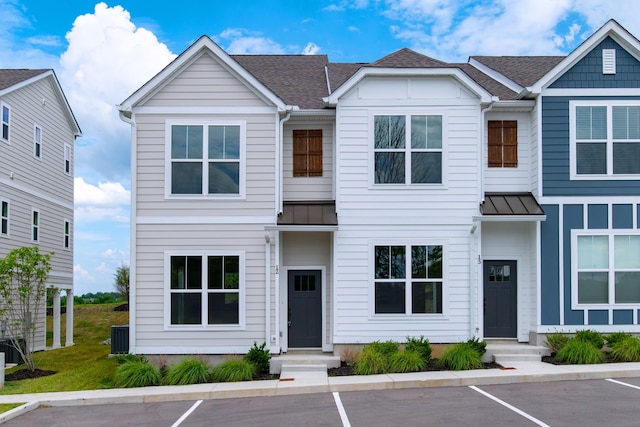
(545, 332, 570, 354)
(610, 335, 640, 362)
(606, 332, 633, 348)
(465, 337, 487, 357)
(438, 342, 482, 371)
(555, 339, 605, 364)
(114, 361, 162, 388)
(574, 329, 605, 349)
(164, 358, 212, 385)
(389, 349, 426, 373)
(405, 336, 432, 362)
(211, 359, 256, 382)
(354, 344, 392, 375)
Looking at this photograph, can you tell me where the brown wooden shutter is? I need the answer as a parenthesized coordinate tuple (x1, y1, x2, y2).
(502, 120, 518, 167)
(488, 121, 503, 167)
(293, 129, 323, 177)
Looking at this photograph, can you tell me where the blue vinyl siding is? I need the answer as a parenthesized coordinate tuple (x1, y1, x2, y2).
(613, 310, 633, 325)
(542, 96, 640, 196)
(550, 37, 640, 89)
(588, 310, 608, 325)
(587, 204, 608, 229)
(540, 205, 560, 325)
(613, 204, 633, 229)
(563, 205, 584, 325)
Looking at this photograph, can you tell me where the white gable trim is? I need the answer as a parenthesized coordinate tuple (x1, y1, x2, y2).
(118, 36, 288, 112)
(468, 58, 524, 94)
(527, 20, 640, 95)
(324, 67, 495, 105)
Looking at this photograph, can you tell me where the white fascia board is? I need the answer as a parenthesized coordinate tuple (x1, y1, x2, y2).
(473, 215, 547, 222)
(490, 100, 536, 112)
(468, 57, 523, 94)
(118, 36, 289, 112)
(323, 67, 495, 105)
(528, 20, 640, 95)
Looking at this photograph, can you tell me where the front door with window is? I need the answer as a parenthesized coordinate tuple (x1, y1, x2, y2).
(483, 260, 517, 338)
(288, 270, 322, 348)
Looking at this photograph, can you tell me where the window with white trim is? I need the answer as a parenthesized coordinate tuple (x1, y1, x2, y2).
(571, 101, 640, 178)
(64, 143, 71, 175)
(373, 244, 443, 314)
(34, 125, 42, 159)
(574, 231, 640, 305)
(1, 199, 8, 237)
(167, 122, 244, 196)
(168, 253, 242, 326)
(1, 103, 9, 142)
(63, 219, 70, 249)
(373, 115, 443, 184)
(32, 209, 39, 242)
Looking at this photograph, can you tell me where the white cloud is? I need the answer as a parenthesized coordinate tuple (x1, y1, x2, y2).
(74, 264, 95, 283)
(102, 249, 127, 262)
(217, 28, 286, 54)
(302, 42, 321, 55)
(75, 177, 130, 206)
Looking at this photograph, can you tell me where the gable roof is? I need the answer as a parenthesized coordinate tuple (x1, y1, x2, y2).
(370, 48, 448, 68)
(469, 56, 564, 89)
(0, 69, 81, 137)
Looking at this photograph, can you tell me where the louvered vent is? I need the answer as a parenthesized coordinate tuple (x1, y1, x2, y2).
(603, 49, 616, 74)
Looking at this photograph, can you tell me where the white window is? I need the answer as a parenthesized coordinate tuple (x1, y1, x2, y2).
(0, 199, 8, 237)
(573, 231, 640, 307)
(165, 251, 244, 328)
(34, 125, 42, 159)
(1, 103, 9, 143)
(166, 122, 245, 197)
(373, 115, 443, 184)
(373, 244, 443, 315)
(32, 209, 40, 243)
(63, 219, 71, 249)
(64, 144, 71, 175)
(570, 101, 640, 179)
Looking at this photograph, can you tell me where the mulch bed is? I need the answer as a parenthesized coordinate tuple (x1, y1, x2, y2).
(542, 353, 619, 365)
(5, 368, 56, 381)
(328, 359, 502, 376)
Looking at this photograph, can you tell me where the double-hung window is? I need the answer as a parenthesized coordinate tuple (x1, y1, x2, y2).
(574, 232, 640, 306)
(34, 125, 42, 159)
(168, 252, 243, 327)
(374, 115, 443, 184)
(571, 101, 640, 178)
(32, 209, 40, 243)
(64, 144, 71, 174)
(373, 244, 443, 314)
(168, 122, 244, 197)
(1, 103, 9, 142)
(1, 199, 8, 237)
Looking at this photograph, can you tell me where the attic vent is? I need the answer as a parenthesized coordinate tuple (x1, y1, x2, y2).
(603, 49, 616, 74)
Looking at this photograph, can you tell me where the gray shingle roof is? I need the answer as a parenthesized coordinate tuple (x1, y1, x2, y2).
(370, 48, 448, 68)
(0, 69, 49, 91)
(470, 56, 564, 88)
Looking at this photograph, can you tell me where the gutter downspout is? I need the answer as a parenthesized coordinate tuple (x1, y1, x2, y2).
(265, 231, 271, 351)
(119, 110, 136, 354)
(278, 111, 292, 215)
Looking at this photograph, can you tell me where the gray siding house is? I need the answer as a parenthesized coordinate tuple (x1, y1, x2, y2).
(0, 69, 81, 353)
(119, 19, 640, 359)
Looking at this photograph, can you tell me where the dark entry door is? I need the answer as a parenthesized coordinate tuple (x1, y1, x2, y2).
(288, 270, 322, 347)
(483, 260, 517, 338)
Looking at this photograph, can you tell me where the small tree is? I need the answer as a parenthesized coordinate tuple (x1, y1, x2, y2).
(0, 246, 52, 371)
(114, 264, 130, 303)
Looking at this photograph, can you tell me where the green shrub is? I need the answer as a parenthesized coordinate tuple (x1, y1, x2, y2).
(367, 340, 400, 357)
(545, 332, 570, 353)
(439, 343, 482, 371)
(211, 359, 256, 382)
(243, 342, 271, 374)
(389, 349, 426, 373)
(405, 336, 432, 361)
(606, 332, 633, 347)
(115, 354, 146, 364)
(164, 358, 212, 385)
(354, 345, 391, 375)
(610, 335, 640, 362)
(114, 361, 162, 388)
(575, 329, 605, 349)
(465, 337, 487, 356)
(555, 339, 605, 364)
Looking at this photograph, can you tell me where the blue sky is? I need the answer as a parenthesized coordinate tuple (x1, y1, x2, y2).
(1, 0, 639, 295)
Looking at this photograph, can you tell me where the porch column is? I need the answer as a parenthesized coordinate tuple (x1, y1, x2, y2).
(65, 289, 74, 347)
(52, 289, 61, 349)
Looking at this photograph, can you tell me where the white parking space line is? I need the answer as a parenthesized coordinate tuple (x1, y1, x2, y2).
(333, 392, 351, 427)
(606, 378, 640, 390)
(469, 386, 551, 427)
(171, 400, 203, 427)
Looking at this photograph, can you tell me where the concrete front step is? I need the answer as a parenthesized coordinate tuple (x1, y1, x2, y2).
(493, 353, 545, 364)
(280, 363, 328, 373)
(270, 354, 341, 374)
(484, 341, 551, 363)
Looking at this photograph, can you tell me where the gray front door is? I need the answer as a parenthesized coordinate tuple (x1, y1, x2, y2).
(288, 270, 322, 348)
(483, 260, 517, 338)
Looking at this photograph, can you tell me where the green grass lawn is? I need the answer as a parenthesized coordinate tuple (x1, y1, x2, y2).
(0, 303, 129, 396)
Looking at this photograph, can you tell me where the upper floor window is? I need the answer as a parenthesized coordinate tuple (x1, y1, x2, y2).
(293, 129, 322, 177)
(167, 122, 245, 197)
(373, 244, 443, 315)
(63, 219, 71, 249)
(1, 199, 8, 237)
(571, 101, 640, 178)
(32, 209, 40, 243)
(64, 144, 71, 175)
(1, 103, 9, 142)
(374, 115, 442, 184)
(34, 125, 42, 159)
(488, 120, 517, 167)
